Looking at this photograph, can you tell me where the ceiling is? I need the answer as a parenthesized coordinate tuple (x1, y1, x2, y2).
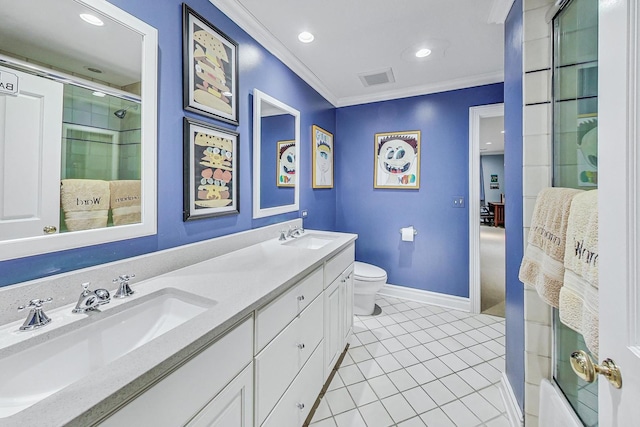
(211, 0, 511, 107)
(480, 116, 505, 155)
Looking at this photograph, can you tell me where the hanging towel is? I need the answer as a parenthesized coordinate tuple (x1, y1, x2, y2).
(60, 179, 110, 231)
(559, 190, 599, 355)
(109, 180, 141, 226)
(518, 187, 583, 307)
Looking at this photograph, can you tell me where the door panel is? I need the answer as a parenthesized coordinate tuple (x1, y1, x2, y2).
(0, 66, 63, 239)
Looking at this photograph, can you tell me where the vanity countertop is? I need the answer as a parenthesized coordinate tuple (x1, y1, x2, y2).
(0, 229, 357, 427)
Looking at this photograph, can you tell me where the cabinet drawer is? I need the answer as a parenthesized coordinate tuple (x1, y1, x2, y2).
(324, 243, 355, 288)
(100, 317, 254, 427)
(261, 342, 324, 427)
(255, 294, 323, 425)
(255, 267, 323, 352)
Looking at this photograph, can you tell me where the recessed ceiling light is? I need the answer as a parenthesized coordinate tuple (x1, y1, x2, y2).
(486, 142, 493, 145)
(298, 31, 315, 43)
(501, 130, 505, 134)
(92, 91, 106, 97)
(80, 13, 104, 26)
(415, 48, 432, 58)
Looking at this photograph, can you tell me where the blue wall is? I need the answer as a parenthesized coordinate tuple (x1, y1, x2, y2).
(0, 0, 337, 287)
(504, 0, 525, 411)
(481, 154, 505, 203)
(260, 114, 295, 208)
(335, 84, 504, 297)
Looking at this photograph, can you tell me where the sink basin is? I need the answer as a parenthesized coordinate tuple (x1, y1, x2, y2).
(283, 233, 336, 250)
(0, 288, 215, 418)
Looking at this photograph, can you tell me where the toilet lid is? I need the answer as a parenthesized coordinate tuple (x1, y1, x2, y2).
(354, 261, 387, 281)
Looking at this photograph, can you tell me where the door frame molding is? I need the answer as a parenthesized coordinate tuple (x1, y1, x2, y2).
(468, 103, 504, 314)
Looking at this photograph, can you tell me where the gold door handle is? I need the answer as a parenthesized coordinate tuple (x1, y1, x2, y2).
(570, 350, 622, 389)
(43, 226, 57, 234)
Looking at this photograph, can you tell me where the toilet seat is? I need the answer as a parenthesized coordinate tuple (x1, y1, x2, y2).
(354, 261, 387, 282)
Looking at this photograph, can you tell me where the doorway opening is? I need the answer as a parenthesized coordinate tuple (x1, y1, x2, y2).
(469, 103, 505, 316)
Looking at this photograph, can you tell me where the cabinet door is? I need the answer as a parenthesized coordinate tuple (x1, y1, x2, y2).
(343, 267, 354, 343)
(323, 278, 342, 379)
(186, 363, 253, 427)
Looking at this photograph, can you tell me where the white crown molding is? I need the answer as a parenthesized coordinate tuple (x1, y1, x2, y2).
(210, 0, 504, 108)
(488, 0, 516, 24)
(209, 0, 338, 106)
(336, 71, 504, 108)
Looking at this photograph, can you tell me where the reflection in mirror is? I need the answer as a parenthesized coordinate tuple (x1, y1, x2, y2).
(253, 89, 300, 218)
(0, 0, 157, 261)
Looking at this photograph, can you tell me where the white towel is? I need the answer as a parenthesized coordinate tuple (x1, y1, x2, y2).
(60, 179, 110, 231)
(559, 190, 599, 355)
(519, 187, 583, 307)
(109, 180, 141, 226)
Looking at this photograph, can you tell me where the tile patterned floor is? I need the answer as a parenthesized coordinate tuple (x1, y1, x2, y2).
(309, 295, 508, 427)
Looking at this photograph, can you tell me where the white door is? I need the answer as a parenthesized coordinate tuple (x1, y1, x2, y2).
(598, 0, 640, 423)
(0, 65, 63, 239)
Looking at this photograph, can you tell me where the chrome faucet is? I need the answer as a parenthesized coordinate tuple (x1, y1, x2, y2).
(287, 225, 304, 238)
(72, 282, 111, 314)
(17, 297, 53, 331)
(113, 274, 136, 298)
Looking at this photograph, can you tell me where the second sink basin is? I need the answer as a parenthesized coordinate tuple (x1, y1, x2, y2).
(283, 233, 336, 250)
(0, 288, 215, 418)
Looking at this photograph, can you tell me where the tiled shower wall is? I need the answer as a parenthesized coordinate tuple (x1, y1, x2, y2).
(522, 0, 554, 425)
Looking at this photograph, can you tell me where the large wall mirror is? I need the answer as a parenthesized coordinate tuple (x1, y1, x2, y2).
(0, 0, 158, 261)
(252, 89, 300, 218)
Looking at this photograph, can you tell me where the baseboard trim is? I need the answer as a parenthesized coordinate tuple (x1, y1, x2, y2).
(379, 284, 471, 312)
(499, 373, 524, 427)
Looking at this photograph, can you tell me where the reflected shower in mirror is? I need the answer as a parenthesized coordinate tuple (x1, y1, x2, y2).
(253, 89, 300, 218)
(0, 0, 158, 260)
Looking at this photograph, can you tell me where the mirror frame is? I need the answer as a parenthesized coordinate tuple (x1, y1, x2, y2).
(252, 89, 300, 219)
(0, 0, 158, 261)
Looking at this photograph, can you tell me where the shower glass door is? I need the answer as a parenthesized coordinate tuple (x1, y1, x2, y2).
(552, 0, 598, 425)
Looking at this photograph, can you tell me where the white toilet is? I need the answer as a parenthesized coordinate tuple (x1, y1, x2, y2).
(353, 261, 387, 315)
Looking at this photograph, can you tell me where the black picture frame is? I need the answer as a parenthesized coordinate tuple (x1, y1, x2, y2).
(183, 117, 239, 220)
(183, 4, 239, 125)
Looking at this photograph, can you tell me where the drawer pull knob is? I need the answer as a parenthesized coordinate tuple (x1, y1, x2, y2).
(297, 403, 305, 410)
(297, 295, 305, 301)
(297, 343, 305, 350)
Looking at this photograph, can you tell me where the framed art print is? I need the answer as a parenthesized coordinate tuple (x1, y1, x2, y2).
(312, 125, 334, 188)
(276, 140, 296, 187)
(183, 117, 239, 220)
(374, 130, 421, 189)
(183, 4, 239, 125)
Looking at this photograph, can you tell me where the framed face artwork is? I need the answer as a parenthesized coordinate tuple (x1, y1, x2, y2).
(183, 118, 239, 220)
(312, 125, 334, 189)
(183, 4, 239, 125)
(277, 140, 296, 187)
(374, 130, 421, 189)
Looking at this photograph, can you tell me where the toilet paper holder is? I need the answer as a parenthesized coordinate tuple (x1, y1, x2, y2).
(398, 226, 418, 236)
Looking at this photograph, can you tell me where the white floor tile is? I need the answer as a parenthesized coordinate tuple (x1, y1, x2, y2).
(346, 381, 379, 406)
(387, 368, 419, 391)
(370, 327, 395, 341)
(325, 387, 356, 415)
(440, 373, 474, 398)
(339, 364, 366, 386)
(439, 336, 465, 352)
(440, 353, 469, 372)
(311, 416, 338, 427)
(439, 323, 462, 337)
(402, 311, 422, 321)
(380, 337, 405, 353)
(311, 398, 333, 422)
(468, 343, 498, 361)
(333, 409, 367, 427)
(381, 393, 417, 423)
(421, 380, 457, 406)
(348, 346, 372, 363)
(401, 385, 438, 414)
(420, 407, 456, 427)
(450, 319, 474, 332)
(460, 391, 501, 422)
(327, 374, 345, 391)
(441, 399, 482, 426)
(458, 367, 492, 390)
(479, 385, 506, 412)
(360, 317, 384, 330)
(485, 415, 511, 427)
(452, 332, 478, 348)
(412, 317, 435, 330)
(396, 333, 420, 348)
(474, 362, 502, 384)
(407, 344, 436, 363)
(479, 325, 503, 339)
(364, 341, 390, 358)
(397, 416, 428, 426)
(355, 330, 378, 346)
(392, 349, 420, 367)
(357, 400, 395, 427)
(384, 323, 408, 337)
(455, 348, 484, 367)
(375, 353, 403, 373)
(409, 329, 435, 344)
(368, 375, 400, 399)
(405, 363, 437, 385)
(389, 312, 411, 323)
(484, 339, 506, 356)
(421, 358, 454, 379)
(423, 340, 450, 357)
(356, 358, 385, 379)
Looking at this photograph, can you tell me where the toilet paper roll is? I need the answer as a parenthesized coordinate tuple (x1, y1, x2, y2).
(401, 226, 415, 242)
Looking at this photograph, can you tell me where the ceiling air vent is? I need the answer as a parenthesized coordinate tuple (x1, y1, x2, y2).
(358, 68, 395, 87)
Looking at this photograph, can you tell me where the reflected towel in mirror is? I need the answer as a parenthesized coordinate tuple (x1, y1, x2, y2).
(109, 180, 141, 226)
(60, 179, 110, 231)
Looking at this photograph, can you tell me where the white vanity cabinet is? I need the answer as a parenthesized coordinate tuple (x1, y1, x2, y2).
(99, 317, 254, 427)
(323, 244, 355, 379)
